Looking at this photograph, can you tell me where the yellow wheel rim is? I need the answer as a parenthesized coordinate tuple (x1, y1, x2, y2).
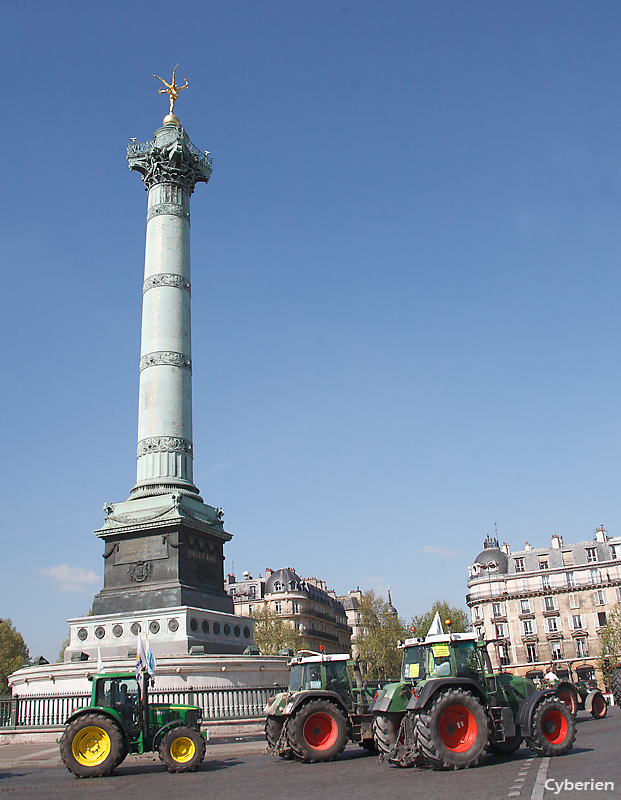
(71, 726, 111, 767)
(170, 736, 196, 763)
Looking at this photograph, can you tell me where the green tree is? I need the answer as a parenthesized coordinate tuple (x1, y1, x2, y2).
(411, 600, 471, 637)
(0, 619, 29, 695)
(250, 606, 308, 655)
(355, 590, 408, 681)
(57, 635, 71, 664)
(597, 602, 621, 687)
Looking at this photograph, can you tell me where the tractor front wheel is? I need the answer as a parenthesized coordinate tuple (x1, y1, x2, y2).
(525, 698, 576, 757)
(412, 689, 489, 770)
(265, 716, 293, 758)
(372, 712, 404, 756)
(287, 700, 348, 763)
(60, 714, 126, 778)
(590, 692, 607, 719)
(159, 726, 206, 772)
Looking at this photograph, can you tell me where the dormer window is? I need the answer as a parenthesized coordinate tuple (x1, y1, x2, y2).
(586, 547, 598, 563)
(514, 558, 525, 573)
(273, 581, 283, 591)
(538, 555, 548, 570)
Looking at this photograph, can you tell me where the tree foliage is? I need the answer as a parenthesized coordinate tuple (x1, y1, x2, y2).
(57, 635, 71, 664)
(355, 590, 408, 681)
(597, 602, 621, 686)
(0, 619, 29, 695)
(411, 600, 471, 637)
(250, 606, 308, 655)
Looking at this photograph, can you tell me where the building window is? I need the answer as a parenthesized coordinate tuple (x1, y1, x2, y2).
(571, 614, 584, 630)
(586, 547, 598, 563)
(495, 623, 506, 638)
(248, 585, 256, 599)
(499, 643, 510, 666)
(248, 604, 253, 615)
(543, 596, 556, 612)
(273, 581, 283, 591)
(551, 642, 563, 661)
(539, 555, 549, 570)
(492, 602, 504, 618)
(576, 639, 588, 658)
(523, 619, 535, 636)
(274, 601, 282, 614)
(514, 558, 525, 573)
(566, 572, 575, 588)
(547, 617, 560, 633)
(562, 551, 573, 566)
(594, 589, 606, 606)
(473, 606, 481, 620)
(520, 599, 531, 614)
(611, 544, 619, 560)
(541, 574, 551, 590)
(294, 622, 300, 632)
(526, 643, 538, 662)
(569, 594, 580, 609)
(597, 611, 607, 627)
(292, 601, 299, 614)
(590, 568, 601, 584)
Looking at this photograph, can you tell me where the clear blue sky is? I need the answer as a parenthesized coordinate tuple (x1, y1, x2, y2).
(2, 1, 621, 660)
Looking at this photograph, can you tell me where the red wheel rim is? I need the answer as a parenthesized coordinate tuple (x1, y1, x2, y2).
(303, 712, 338, 750)
(541, 709, 568, 744)
(558, 690, 577, 714)
(437, 704, 478, 753)
(592, 695, 606, 717)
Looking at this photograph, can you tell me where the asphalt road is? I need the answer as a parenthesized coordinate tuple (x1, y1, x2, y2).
(0, 709, 618, 800)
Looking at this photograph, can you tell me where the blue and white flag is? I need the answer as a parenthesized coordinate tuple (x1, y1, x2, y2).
(145, 637, 157, 678)
(136, 634, 148, 682)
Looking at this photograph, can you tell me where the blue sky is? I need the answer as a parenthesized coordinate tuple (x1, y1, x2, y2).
(2, 1, 621, 659)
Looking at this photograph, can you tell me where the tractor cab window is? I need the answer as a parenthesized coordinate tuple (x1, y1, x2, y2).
(324, 661, 352, 706)
(401, 646, 425, 682)
(452, 641, 484, 682)
(289, 662, 323, 692)
(412, 643, 452, 680)
(96, 677, 140, 729)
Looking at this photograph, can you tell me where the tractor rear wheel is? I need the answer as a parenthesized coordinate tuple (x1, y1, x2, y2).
(372, 712, 404, 755)
(159, 726, 205, 772)
(525, 698, 575, 757)
(287, 700, 348, 763)
(412, 689, 488, 770)
(590, 692, 607, 719)
(611, 666, 621, 707)
(60, 713, 126, 778)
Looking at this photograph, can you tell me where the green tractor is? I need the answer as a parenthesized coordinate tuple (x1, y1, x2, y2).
(264, 651, 377, 762)
(59, 672, 206, 777)
(372, 630, 576, 769)
(549, 670, 607, 719)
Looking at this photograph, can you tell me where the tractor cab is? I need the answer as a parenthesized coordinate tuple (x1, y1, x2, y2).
(400, 632, 485, 685)
(288, 653, 354, 709)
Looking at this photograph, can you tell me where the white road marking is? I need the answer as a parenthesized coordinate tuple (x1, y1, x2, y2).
(531, 757, 550, 800)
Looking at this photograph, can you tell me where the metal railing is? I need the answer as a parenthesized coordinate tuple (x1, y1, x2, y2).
(0, 685, 287, 730)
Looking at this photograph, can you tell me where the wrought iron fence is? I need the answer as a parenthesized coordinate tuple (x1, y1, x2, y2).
(0, 685, 287, 730)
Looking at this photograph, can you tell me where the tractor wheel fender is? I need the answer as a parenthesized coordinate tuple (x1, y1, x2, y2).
(64, 707, 129, 749)
(517, 688, 556, 736)
(283, 690, 350, 719)
(407, 678, 487, 712)
(153, 719, 186, 751)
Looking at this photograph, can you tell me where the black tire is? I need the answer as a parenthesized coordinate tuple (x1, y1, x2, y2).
(265, 715, 293, 758)
(372, 712, 404, 755)
(525, 698, 576, 757)
(360, 737, 378, 752)
(556, 686, 578, 716)
(611, 667, 621, 707)
(488, 734, 523, 756)
(411, 689, 489, 770)
(60, 713, 126, 778)
(159, 726, 206, 773)
(287, 700, 349, 763)
(590, 692, 607, 719)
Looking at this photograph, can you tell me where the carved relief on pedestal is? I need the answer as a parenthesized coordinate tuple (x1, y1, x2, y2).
(128, 561, 153, 582)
